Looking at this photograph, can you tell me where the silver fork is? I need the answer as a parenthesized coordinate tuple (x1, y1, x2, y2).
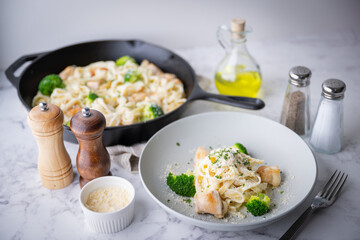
(280, 170, 348, 240)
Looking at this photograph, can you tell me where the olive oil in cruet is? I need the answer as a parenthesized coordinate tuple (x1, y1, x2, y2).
(214, 18, 262, 98)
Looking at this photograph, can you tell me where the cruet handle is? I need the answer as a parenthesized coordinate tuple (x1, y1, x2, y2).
(217, 25, 232, 50)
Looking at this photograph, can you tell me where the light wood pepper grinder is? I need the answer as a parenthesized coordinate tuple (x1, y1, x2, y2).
(70, 107, 111, 188)
(28, 102, 74, 189)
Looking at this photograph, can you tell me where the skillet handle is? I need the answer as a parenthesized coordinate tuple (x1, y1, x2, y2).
(189, 87, 265, 110)
(5, 52, 46, 88)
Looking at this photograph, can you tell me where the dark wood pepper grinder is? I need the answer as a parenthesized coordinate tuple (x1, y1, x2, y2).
(70, 107, 111, 188)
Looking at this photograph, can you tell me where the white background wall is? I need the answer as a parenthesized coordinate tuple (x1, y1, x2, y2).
(1, 0, 359, 70)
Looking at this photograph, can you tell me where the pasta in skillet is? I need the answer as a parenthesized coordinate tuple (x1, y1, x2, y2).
(32, 58, 186, 126)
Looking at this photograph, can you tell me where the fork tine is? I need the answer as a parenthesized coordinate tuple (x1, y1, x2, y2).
(328, 173, 348, 201)
(323, 171, 342, 199)
(325, 172, 344, 200)
(319, 170, 338, 197)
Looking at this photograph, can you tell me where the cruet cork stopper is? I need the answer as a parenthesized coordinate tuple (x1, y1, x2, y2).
(70, 107, 111, 188)
(27, 102, 74, 189)
(231, 18, 246, 39)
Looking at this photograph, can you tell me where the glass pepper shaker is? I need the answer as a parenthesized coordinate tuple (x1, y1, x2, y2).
(309, 79, 346, 154)
(280, 66, 311, 137)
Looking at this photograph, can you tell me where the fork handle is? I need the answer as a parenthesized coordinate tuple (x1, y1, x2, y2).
(280, 207, 316, 240)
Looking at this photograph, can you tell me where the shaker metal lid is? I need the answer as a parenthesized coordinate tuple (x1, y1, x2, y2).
(289, 66, 312, 87)
(82, 107, 91, 117)
(70, 107, 106, 139)
(28, 102, 61, 122)
(39, 102, 49, 111)
(27, 102, 63, 133)
(322, 79, 346, 100)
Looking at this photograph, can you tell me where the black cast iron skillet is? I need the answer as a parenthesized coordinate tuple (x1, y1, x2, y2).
(6, 40, 265, 146)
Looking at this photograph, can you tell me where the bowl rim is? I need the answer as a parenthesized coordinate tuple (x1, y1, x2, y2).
(79, 176, 136, 216)
(139, 111, 318, 229)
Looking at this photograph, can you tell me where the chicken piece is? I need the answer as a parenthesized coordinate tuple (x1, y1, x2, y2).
(195, 190, 225, 218)
(66, 106, 82, 117)
(256, 165, 281, 187)
(128, 92, 147, 103)
(141, 60, 163, 75)
(87, 80, 104, 90)
(193, 147, 210, 166)
(173, 78, 182, 85)
(163, 73, 176, 81)
(89, 67, 108, 77)
(59, 66, 74, 81)
(193, 147, 226, 218)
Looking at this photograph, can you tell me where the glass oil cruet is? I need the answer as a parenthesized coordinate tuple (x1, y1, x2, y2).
(215, 18, 262, 98)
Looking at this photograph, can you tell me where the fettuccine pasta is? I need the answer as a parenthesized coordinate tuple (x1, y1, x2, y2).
(32, 59, 186, 126)
(194, 146, 280, 218)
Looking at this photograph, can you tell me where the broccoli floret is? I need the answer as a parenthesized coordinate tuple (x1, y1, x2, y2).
(84, 92, 99, 106)
(166, 172, 196, 197)
(87, 92, 99, 101)
(116, 55, 136, 66)
(143, 103, 164, 121)
(245, 193, 271, 216)
(38, 74, 65, 96)
(124, 69, 142, 83)
(233, 142, 248, 155)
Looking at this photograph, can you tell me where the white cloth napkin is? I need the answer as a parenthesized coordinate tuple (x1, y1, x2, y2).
(106, 143, 146, 173)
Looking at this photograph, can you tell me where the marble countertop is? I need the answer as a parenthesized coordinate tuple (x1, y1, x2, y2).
(1, 34, 359, 240)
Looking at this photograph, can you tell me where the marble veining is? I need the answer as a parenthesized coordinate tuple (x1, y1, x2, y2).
(0, 33, 360, 240)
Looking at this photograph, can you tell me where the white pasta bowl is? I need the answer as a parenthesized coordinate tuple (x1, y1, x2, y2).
(139, 111, 317, 231)
(79, 176, 135, 234)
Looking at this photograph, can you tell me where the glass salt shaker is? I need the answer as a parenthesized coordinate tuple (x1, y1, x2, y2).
(280, 66, 311, 137)
(309, 79, 346, 154)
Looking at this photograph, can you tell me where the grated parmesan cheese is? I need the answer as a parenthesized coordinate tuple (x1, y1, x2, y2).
(85, 186, 131, 213)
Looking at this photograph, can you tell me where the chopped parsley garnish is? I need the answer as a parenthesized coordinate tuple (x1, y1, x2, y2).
(243, 158, 250, 165)
(176, 142, 180, 146)
(280, 191, 284, 194)
(215, 175, 222, 179)
(167, 199, 170, 203)
(183, 198, 192, 207)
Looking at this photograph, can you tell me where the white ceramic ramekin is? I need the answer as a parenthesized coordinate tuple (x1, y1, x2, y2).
(79, 176, 135, 234)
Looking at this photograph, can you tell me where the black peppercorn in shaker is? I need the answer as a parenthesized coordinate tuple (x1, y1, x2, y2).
(280, 66, 311, 137)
